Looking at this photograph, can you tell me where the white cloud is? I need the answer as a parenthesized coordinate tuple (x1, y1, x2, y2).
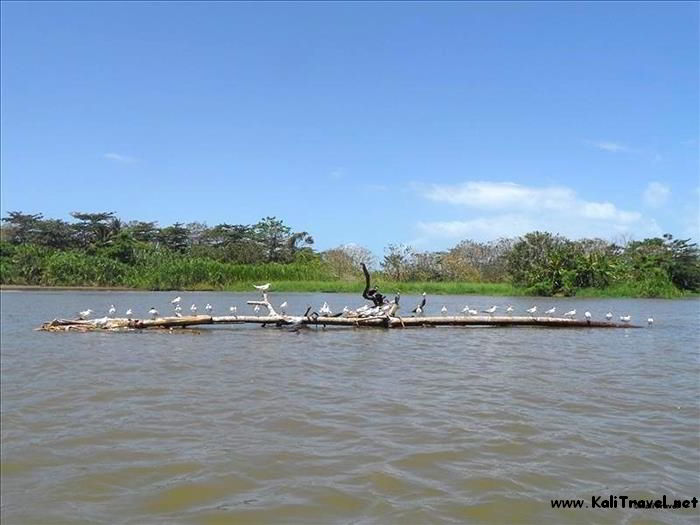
(415, 180, 660, 242)
(591, 141, 631, 153)
(643, 182, 670, 208)
(421, 181, 641, 223)
(104, 152, 137, 163)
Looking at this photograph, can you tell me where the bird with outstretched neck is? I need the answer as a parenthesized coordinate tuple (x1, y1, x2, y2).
(361, 263, 386, 306)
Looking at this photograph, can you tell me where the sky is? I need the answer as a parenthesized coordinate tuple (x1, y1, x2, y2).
(1, 1, 698, 255)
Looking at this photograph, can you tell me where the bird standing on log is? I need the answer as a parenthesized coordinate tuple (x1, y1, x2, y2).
(361, 263, 386, 306)
(412, 293, 427, 315)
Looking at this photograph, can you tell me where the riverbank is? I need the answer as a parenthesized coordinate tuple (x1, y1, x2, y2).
(3, 281, 697, 298)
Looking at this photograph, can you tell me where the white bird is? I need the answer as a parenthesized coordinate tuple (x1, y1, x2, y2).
(280, 301, 287, 311)
(253, 283, 271, 291)
(526, 305, 537, 315)
(190, 304, 197, 315)
(79, 309, 93, 319)
(563, 309, 577, 318)
(483, 305, 498, 314)
(125, 308, 132, 317)
(468, 308, 478, 316)
(647, 317, 654, 325)
(229, 306, 237, 314)
(605, 312, 613, 320)
(175, 311, 182, 318)
(174, 304, 182, 313)
(506, 305, 514, 314)
(205, 303, 213, 313)
(544, 307, 555, 315)
(320, 302, 332, 316)
(108, 304, 116, 316)
(441, 305, 448, 314)
(254, 304, 261, 313)
(171, 296, 181, 304)
(620, 315, 631, 323)
(148, 307, 159, 319)
(584, 311, 592, 320)
(342, 306, 350, 314)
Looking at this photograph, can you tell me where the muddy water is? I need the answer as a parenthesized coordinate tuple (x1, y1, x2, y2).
(1, 290, 698, 524)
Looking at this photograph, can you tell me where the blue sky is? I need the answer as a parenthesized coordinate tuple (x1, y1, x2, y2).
(1, 1, 698, 255)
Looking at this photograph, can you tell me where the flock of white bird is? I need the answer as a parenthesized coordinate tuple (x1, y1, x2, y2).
(77, 283, 653, 325)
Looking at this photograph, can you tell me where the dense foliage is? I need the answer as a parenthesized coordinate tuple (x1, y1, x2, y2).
(1, 211, 698, 297)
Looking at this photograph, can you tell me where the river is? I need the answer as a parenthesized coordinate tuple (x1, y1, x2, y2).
(1, 290, 698, 524)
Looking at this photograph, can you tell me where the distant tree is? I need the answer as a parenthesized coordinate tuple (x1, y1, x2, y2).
(1, 211, 44, 244)
(70, 211, 119, 248)
(382, 244, 414, 281)
(158, 223, 189, 252)
(665, 235, 700, 291)
(254, 217, 292, 263)
(125, 221, 160, 243)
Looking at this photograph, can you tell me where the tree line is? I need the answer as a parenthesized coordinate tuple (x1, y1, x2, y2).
(1, 211, 698, 296)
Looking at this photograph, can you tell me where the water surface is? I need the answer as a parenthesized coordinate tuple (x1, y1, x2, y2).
(1, 290, 699, 524)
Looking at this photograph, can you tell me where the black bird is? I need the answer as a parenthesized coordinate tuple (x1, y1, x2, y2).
(412, 292, 427, 314)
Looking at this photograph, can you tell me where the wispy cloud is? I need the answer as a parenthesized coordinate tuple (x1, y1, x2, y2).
(590, 141, 631, 153)
(104, 152, 137, 163)
(415, 180, 660, 242)
(420, 181, 641, 223)
(643, 182, 670, 208)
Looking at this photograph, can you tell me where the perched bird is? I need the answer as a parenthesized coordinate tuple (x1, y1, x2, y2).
(605, 312, 613, 320)
(563, 309, 577, 318)
(584, 311, 592, 320)
(461, 305, 470, 315)
(342, 306, 350, 314)
(148, 307, 159, 320)
(174, 304, 182, 314)
(229, 306, 237, 314)
(320, 302, 332, 316)
(108, 304, 116, 316)
(647, 317, 654, 326)
(441, 305, 448, 314)
(280, 301, 287, 311)
(506, 305, 514, 314)
(190, 304, 197, 315)
(79, 309, 93, 319)
(175, 311, 182, 318)
(620, 315, 631, 323)
(125, 308, 132, 317)
(205, 303, 213, 313)
(468, 308, 478, 316)
(253, 304, 261, 313)
(483, 305, 498, 315)
(544, 307, 555, 315)
(171, 296, 181, 304)
(526, 305, 537, 315)
(412, 293, 427, 315)
(254, 283, 271, 292)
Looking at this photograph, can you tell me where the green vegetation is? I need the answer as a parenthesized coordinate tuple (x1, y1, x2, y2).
(1, 211, 699, 298)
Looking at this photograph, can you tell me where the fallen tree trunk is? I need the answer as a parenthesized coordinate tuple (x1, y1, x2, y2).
(38, 314, 641, 331)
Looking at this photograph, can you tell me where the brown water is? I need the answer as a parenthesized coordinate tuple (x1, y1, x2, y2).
(1, 290, 699, 524)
